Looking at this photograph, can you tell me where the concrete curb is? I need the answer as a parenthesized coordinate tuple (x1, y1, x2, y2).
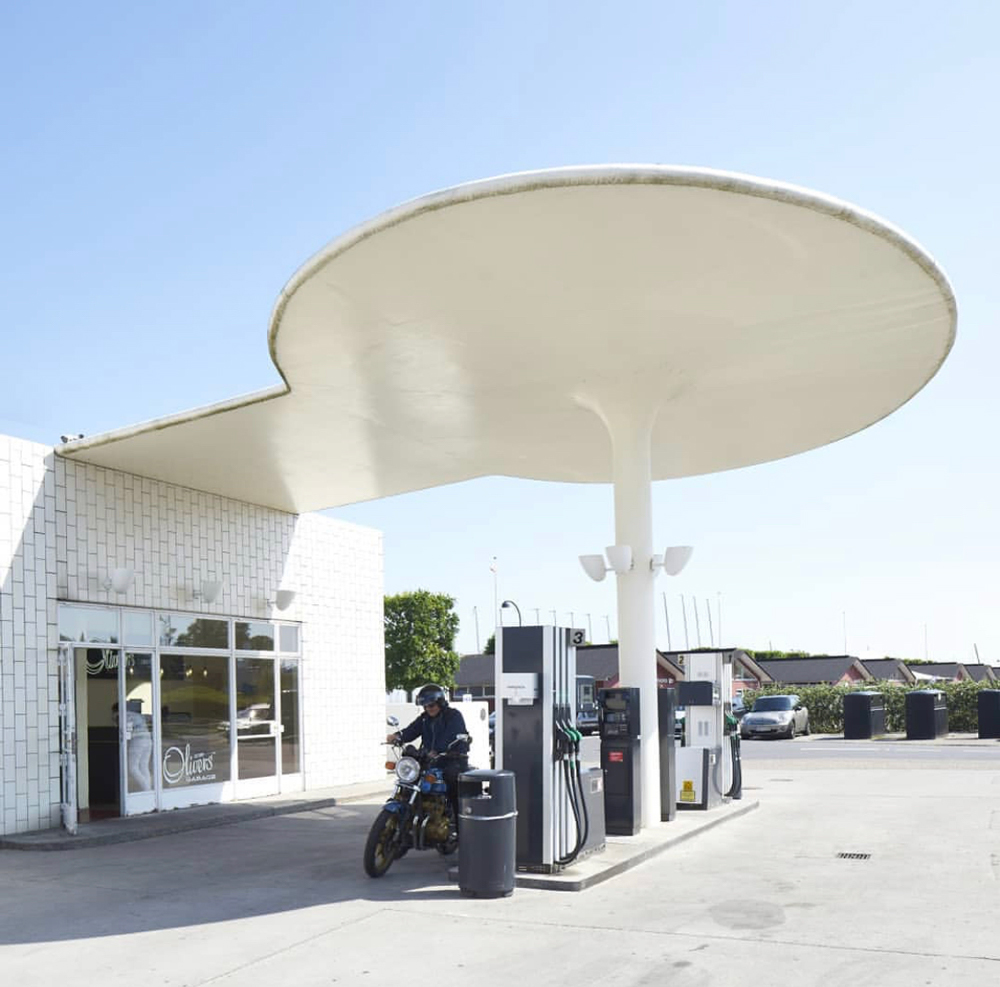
(0, 785, 393, 852)
(447, 799, 760, 893)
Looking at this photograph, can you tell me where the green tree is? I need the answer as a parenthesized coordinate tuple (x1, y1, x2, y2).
(384, 590, 461, 694)
(483, 633, 495, 656)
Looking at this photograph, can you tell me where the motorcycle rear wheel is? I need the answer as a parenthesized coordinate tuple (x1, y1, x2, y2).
(364, 809, 404, 877)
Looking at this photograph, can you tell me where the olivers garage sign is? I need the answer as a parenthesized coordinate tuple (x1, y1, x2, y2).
(162, 744, 218, 786)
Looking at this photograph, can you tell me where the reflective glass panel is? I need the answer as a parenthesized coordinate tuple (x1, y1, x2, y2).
(235, 621, 275, 651)
(59, 605, 119, 643)
(280, 660, 300, 775)
(278, 624, 299, 653)
(236, 658, 276, 780)
(159, 614, 229, 649)
(123, 610, 153, 647)
(159, 655, 231, 788)
(123, 653, 154, 794)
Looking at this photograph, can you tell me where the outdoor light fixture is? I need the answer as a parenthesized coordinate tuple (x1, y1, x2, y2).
(500, 600, 522, 625)
(579, 545, 693, 582)
(578, 554, 608, 582)
(102, 567, 135, 594)
(267, 589, 296, 611)
(652, 546, 694, 576)
(192, 580, 223, 604)
(578, 546, 634, 582)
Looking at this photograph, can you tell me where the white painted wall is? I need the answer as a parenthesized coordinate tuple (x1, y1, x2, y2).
(0, 433, 385, 836)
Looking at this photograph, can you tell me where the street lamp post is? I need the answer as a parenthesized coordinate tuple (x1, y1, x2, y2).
(501, 600, 522, 626)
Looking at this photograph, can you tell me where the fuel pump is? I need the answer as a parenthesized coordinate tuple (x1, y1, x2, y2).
(675, 651, 733, 810)
(495, 625, 605, 873)
(598, 687, 642, 835)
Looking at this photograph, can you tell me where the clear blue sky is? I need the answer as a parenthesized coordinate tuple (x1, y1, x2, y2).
(3, 1, 997, 662)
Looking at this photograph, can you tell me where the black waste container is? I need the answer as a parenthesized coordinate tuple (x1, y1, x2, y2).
(978, 690, 1000, 739)
(843, 692, 886, 739)
(905, 690, 948, 740)
(457, 769, 517, 898)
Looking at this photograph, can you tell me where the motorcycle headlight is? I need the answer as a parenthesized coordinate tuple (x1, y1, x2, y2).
(395, 756, 421, 784)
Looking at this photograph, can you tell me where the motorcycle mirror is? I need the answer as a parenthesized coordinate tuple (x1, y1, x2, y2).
(386, 715, 399, 728)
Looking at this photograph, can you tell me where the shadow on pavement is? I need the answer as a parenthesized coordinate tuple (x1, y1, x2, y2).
(0, 801, 469, 945)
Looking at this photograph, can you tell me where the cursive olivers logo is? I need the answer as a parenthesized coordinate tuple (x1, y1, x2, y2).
(162, 744, 216, 786)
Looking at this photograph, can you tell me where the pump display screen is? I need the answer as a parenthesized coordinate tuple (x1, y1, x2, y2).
(604, 696, 627, 711)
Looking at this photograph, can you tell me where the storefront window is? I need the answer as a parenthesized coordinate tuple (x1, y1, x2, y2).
(235, 621, 275, 651)
(278, 624, 299, 653)
(123, 653, 154, 794)
(236, 657, 276, 780)
(280, 660, 301, 774)
(159, 655, 231, 789)
(59, 605, 119, 644)
(123, 610, 153, 647)
(159, 614, 229, 648)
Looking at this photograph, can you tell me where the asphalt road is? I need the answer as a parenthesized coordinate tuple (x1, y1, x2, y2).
(581, 733, 1000, 764)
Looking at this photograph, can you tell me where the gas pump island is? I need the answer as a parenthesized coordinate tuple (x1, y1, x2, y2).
(495, 626, 742, 872)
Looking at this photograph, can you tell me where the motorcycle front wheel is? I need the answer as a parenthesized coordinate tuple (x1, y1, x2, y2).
(364, 808, 404, 877)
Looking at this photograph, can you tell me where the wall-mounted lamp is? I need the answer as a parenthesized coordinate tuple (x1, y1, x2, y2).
(500, 600, 522, 625)
(103, 567, 135, 594)
(578, 545, 633, 582)
(192, 580, 223, 605)
(267, 589, 296, 611)
(579, 545, 693, 582)
(656, 546, 694, 576)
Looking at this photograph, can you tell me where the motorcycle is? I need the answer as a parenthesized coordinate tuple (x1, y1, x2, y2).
(363, 720, 469, 878)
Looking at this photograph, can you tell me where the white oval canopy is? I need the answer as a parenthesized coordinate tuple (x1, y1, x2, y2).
(61, 166, 955, 513)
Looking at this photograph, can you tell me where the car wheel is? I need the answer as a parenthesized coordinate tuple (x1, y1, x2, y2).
(803, 716, 810, 736)
(787, 720, 796, 739)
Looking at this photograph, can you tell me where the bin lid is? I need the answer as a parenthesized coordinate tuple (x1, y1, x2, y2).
(458, 769, 516, 815)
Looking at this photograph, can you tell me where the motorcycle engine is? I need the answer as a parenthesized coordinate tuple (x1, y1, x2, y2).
(424, 796, 451, 843)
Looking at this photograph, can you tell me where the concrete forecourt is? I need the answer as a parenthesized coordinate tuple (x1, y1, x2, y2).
(2, 738, 999, 987)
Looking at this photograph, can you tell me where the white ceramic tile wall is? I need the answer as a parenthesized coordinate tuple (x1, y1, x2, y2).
(0, 433, 385, 836)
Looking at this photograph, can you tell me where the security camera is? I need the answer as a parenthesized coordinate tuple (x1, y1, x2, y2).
(59, 433, 85, 444)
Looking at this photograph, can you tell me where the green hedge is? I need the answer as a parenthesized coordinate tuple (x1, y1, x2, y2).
(741, 680, 995, 734)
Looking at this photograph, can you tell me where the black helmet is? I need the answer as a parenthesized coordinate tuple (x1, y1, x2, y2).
(415, 683, 448, 708)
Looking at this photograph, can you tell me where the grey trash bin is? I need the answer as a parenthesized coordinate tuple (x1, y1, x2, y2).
(843, 692, 885, 739)
(905, 689, 948, 740)
(458, 769, 516, 898)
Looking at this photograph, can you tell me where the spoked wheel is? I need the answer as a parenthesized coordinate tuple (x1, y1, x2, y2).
(364, 809, 404, 877)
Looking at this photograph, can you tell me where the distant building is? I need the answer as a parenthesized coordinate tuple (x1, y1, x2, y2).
(756, 655, 872, 687)
(904, 662, 972, 682)
(964, 665, 996, 683)
(660, 649, 769, 699)
(454, 644, 765, 705)
(860, 658, 917, 684)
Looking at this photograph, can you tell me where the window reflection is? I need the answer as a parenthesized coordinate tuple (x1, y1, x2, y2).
(123, 653, 154, 793)
(59, 606, 119, 643)
(123, 611, 153, 647)
(159, 655, 231, 788)
(159, 615, 229, 649)
(235, 621, 275, 651)
(278, 625, 299, 653)
(281, 660, 300, 775)
(236, 657, 276, 780)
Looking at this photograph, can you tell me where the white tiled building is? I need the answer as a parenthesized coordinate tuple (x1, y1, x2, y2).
(0, 433, 385, 836)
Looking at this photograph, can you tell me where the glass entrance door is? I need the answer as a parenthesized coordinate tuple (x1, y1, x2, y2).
(235, 657, 280, 797)
(121, 652, 156, 815)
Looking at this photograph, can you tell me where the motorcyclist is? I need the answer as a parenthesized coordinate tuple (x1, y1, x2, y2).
(387, 684, 469, 828)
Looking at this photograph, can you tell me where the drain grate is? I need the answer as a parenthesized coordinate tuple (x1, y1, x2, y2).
(837, 852, 871, 860)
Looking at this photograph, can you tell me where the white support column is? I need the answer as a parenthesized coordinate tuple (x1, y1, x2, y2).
(606, 407, 661, 829)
